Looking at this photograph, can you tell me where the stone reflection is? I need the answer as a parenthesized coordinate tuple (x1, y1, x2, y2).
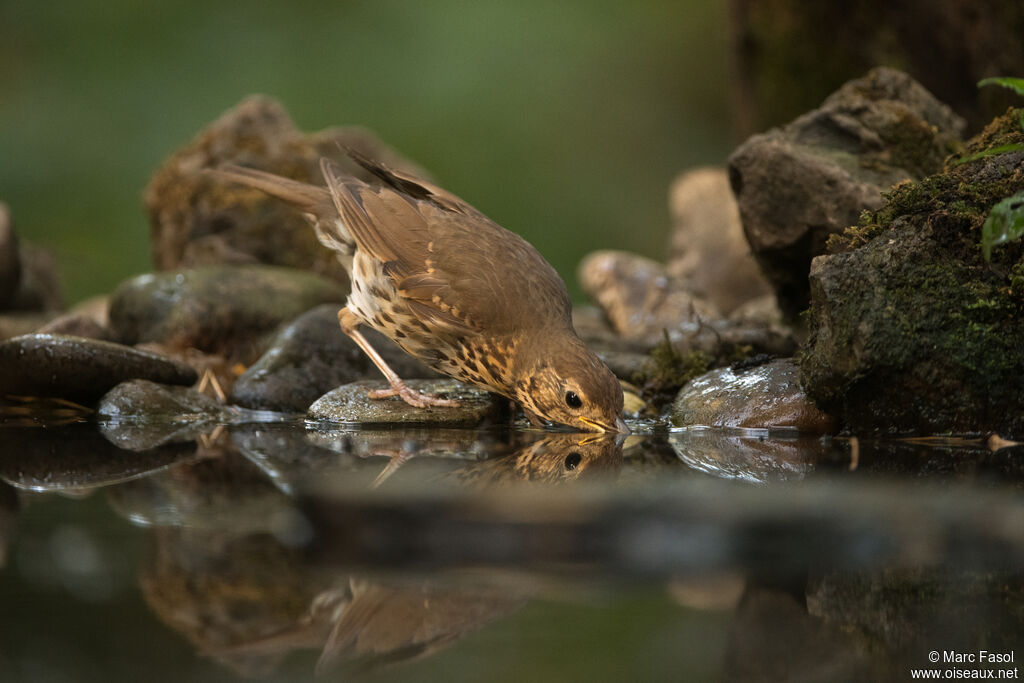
(669, 429, 838, 483)
(0, 421, 194, 493)
(111, 428, 623, 677)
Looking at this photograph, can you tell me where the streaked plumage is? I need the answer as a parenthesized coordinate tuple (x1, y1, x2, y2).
(210, 152, 626, 433)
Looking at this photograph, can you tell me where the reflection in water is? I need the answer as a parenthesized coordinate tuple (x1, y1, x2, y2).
(0, 420, 1021, 680)
(129, 429, 622, 675)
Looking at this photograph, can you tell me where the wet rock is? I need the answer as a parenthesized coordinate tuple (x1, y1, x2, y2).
(671, 358, 836, 432)
(308, 379, 507, 427)
(108, 265, 347, 363)
(0, 202, 19, 309)
(97, 380, 237, 450)
(230, 303, 439, 412)
(800, 108, 1024, 436)
(666, 167, 772, 314)
(728, 67, 965, 320)
(578, 250, 720, 345)
(0, 422, 193, 492)
(146, 95, 431, 285)
(0, 334, 198, 404)
(727, 293, 783, 328)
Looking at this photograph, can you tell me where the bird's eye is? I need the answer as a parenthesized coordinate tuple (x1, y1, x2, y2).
(564, 452, 582, 470)
(564, 391, 582, 408)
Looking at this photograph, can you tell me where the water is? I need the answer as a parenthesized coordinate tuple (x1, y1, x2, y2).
(0, 417, 1021, 682)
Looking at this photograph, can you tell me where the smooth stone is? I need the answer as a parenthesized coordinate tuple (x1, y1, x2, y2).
(577, 250, 720, 345)
(0, 334, 198, 404)
(666, 167, 772, 314)
(98, 379, 231, 421)
(146, 95, 431, 286)
(308, 379, 507, 427)
(728, 67, 965, 320)
(230, 303, 440, 412)
(670, 358, 836, 432)
(107, 265, 347, 363)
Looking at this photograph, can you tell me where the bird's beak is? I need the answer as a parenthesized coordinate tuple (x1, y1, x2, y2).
(578, 416, 631, 434)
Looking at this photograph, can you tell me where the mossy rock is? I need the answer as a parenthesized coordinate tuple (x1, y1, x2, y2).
(801, 108, 1024, 436)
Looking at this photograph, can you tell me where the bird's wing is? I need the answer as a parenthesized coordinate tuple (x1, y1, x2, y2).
(320, 157, 572, 336)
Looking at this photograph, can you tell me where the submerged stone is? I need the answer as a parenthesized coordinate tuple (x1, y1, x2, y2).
(107, 265, 347, 363)
(308, 379, 507, 427)
(230, 304, 439, 412)
(670, 358, 836, 432)
(0, 334, 197, 404)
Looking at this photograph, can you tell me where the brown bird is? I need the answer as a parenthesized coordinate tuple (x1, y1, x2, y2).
(210, 153, 627, 433)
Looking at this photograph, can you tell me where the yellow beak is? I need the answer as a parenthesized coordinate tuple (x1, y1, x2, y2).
(578, 416, 630, 434)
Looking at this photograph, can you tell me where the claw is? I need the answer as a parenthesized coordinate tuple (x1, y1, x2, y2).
(367, 381, 460, 408)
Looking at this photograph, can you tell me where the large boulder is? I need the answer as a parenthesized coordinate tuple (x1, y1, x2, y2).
(145, 95, 431, 286)
(728, 67, 965, 320)
(800, 108, 1024, 436)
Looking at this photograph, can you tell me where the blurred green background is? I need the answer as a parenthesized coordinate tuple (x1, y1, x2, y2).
(0, 0, 733, 305)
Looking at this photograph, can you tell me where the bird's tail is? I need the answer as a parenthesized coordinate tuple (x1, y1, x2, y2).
(206, 164, 354, 255)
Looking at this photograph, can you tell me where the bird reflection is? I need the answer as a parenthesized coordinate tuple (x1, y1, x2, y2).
(353, 430, 624, 488)
(133, 429, 623, 677)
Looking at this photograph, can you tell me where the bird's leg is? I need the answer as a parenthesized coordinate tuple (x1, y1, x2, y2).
(337, 307, 460, 408)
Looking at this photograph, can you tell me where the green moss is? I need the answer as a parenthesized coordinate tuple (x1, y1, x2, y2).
(631, 333, 711, 408)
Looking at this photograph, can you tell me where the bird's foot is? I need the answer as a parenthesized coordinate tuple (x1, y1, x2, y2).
(367, 380, 461, 408)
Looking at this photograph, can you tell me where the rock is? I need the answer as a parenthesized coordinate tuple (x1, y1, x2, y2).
(36, 313, 112, 340)
(230, 303, 439, 412)
(670, 358, 836, 432)
(108, 265, 347, 363)
(0, 334, 197, 404)
(308, 379, 507, 427)
(728, 67, 965, 320)
(98, 379, 231, 421)
(578, 250, 720, 345)
(0, 312, 57, 341)
(727, 294, 784, 328)
(800, 108, 1024, 436)
(6, 242, 63, 312)
(666, 167, 772, 314)
(0, 202, 19, 309)
(145, 95, 431, 285)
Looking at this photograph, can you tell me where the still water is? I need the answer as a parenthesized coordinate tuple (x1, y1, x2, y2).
(0, 416, 1021, 682)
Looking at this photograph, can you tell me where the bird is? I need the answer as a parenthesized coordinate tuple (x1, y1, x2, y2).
(208, 152, 627, 433)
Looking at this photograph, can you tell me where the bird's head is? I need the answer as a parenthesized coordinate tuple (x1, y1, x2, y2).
(514, 334, 628, 433)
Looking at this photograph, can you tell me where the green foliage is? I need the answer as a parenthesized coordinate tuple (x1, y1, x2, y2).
(978, 77, 1024, 98)
(981, 191, 1024, 262)
(952, 142, 1024, 166)
(977, 77, 1024, 134)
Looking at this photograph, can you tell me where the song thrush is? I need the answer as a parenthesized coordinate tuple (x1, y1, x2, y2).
(210, 153, 627, 433)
